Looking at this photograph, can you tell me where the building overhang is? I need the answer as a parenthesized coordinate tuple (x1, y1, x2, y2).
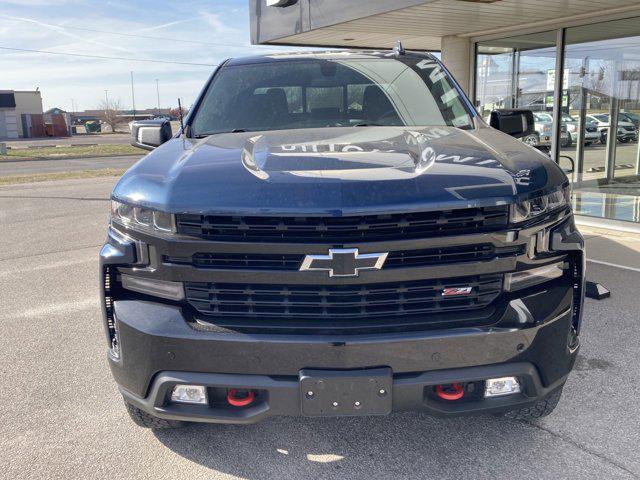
(250, 0, 640, 50)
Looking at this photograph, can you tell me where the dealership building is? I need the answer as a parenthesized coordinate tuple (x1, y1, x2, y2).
(250, 0, 640, 228)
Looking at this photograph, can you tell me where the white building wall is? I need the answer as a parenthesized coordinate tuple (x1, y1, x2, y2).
(13, 91, 43, 138)
(441, 35, 472, 96)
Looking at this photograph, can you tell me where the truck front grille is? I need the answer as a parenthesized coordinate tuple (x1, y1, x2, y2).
(164, 244, 521, 271)
(175, 206, 509, 243)
(185, 274, 503, 321)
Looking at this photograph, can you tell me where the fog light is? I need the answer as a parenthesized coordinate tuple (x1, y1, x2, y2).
(484, 377, 521, 398)
(171, 385, 208, 404)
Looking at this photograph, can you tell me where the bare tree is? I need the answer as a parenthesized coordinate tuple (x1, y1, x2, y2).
(97, 98, 124, 133)
(169, 106, 188, 120)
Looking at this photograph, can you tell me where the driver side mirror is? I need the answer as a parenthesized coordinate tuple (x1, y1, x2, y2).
(130, 120, 172, 151)
(489, 109, 535, 139)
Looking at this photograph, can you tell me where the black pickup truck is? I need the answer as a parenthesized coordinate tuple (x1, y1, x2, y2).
(100, 50, 584, 428)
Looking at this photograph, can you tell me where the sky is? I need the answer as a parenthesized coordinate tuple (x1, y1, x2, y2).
(0, 0, 301, 111)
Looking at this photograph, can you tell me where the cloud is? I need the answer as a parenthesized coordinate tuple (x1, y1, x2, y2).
(0, 1, 303, 110)
(0, 0, 81, 4)
(199, 10, 243, 36)
(138, 18, 195, 33)
(0, 14, 134, 53)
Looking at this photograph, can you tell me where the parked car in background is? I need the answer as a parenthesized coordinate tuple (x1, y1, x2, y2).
(559, 113, 600, 146)
(527, 112, 553, 148)
(587, 113, 638, 143)
(535, 112, 599, 146)
(619, 111, 640, 129)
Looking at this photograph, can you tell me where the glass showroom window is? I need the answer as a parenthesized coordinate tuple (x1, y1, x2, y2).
(477, 22, 640, 224)
(561, 17, 640, 223)
(476, 31, 558, 150)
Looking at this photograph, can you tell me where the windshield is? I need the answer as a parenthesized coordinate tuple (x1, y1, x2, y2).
(593, 114, 609, 122)
(561, 114, 575, 122)
(535, 113, 552, 122)
(619, 113, 638, 122)
(190, 56, 474, 136)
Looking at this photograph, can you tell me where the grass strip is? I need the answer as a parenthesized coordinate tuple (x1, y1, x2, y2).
(0, 168, 127, 185)
(0, 144, 140, 160)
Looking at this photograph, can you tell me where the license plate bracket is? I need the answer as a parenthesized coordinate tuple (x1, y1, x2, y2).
(299, 367, 392, 417)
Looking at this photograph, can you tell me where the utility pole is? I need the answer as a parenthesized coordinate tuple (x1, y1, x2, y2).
(155, 79, 160, 116)
(70, 98, 76, 131)
(130, 71, 136, 120)
(104, 90, 109, 104)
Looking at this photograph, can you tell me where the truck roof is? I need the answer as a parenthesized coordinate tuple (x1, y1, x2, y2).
(224, 49, 436, 67)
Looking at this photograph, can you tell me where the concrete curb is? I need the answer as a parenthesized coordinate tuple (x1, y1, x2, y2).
(8, 143, 100, 149)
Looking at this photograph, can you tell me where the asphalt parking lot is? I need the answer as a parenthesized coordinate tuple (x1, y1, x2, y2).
(1, 177, 639, 479)
(560, 141, 640, 180)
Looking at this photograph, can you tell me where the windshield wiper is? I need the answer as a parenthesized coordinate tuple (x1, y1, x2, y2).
(353, 123, 383, 127)
(193, 128, 252, 138)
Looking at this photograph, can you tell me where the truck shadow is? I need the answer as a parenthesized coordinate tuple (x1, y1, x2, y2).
(153, 412, 551, 479)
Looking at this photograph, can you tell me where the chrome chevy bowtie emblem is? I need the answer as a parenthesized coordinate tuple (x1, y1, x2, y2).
(299, 248, 388, 277)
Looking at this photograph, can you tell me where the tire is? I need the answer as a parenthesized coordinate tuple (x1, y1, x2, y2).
(503, 386, 563, 421)
(125, 401, 187, 429)
(523, 134, 539, 147)
(560, 130, 571, 148)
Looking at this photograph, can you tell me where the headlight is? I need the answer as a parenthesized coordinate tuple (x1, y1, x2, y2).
(510, 186, 570, 224)
(110, 200, 175, 234)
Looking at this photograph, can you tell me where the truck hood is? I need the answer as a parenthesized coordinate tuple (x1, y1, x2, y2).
(113, 126, 566, 215)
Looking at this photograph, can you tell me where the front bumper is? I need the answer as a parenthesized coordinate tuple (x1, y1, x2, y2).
(569, 131, 599, 143)
(111, 289, 577, 423)
(121, 361, 569, 424)
(101, 213, 585, 423)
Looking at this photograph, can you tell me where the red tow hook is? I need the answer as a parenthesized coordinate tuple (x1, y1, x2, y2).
(227, 389, 256, 407)
(435, 383, 465, 401)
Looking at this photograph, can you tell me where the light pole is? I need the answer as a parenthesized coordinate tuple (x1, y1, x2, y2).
(155, 79, 160, 116)
(130, 71, 136, 120)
